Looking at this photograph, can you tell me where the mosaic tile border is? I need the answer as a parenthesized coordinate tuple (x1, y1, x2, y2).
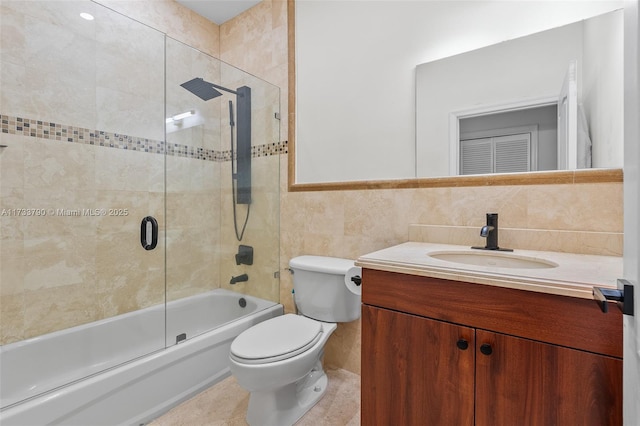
(219, 141, 289, 161)
(0, 114, 288, 160)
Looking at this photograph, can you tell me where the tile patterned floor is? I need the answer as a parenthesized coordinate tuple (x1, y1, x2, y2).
(148, 368, 361, 426)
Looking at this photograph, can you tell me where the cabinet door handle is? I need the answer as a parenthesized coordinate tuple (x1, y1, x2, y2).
(480, 343, 493, 356)
(456, 339, 469, 350)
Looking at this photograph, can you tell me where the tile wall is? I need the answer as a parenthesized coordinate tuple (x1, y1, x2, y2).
(95, 0, 220, 58)
(218, 0, 288, 305)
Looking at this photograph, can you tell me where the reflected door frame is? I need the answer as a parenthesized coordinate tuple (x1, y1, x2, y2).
(448, 95, 557, 175)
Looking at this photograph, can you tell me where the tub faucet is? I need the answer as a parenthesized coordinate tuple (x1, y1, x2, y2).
(472, 213, 512, 252)
(230, 274, 249, 284)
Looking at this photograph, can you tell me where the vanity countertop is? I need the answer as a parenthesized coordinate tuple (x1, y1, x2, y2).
(356, 242, 623, 299)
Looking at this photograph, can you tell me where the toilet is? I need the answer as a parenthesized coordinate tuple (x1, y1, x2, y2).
(229, 255, 361, 426)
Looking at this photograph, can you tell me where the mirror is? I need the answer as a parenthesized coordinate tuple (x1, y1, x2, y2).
(293, 1, 624, 186)
(416, 9, 623, 177)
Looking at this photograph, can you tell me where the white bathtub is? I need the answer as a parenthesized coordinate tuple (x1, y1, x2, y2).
(0, 289, 282, 425)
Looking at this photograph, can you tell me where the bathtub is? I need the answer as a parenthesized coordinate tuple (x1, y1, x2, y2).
(0, 289, 282, 425)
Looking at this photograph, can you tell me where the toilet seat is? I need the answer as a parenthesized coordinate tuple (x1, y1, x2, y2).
(230, 314, 323, 365)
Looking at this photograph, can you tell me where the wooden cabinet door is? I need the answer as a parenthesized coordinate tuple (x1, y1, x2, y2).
(475, 330, 623, 426)
(362, 305, 475, 425)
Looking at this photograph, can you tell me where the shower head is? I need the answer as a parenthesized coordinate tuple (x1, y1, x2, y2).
(180, 77, 239, 101)
(180, 78, 223, 101)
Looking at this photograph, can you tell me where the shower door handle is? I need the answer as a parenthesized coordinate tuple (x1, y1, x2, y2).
(141, 216, 158, 250)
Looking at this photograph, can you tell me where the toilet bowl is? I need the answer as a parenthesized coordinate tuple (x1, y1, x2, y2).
(228, 256, 361, 426)
(229, 314, 337, 425)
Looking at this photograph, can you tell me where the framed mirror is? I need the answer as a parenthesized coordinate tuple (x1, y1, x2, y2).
(289, 0, 624, 190)
(416, 9, 623, 177)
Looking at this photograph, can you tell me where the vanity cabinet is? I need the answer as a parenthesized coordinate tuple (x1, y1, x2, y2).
(361, 269, 623, 426)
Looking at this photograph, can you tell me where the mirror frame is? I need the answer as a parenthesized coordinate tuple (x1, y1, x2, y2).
(286, 0, 623, 192)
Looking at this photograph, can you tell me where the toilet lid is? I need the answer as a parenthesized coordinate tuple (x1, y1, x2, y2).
(230, 314, 323, 364)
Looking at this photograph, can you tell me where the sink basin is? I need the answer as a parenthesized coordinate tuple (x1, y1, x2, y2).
(428, 250, 558, 269)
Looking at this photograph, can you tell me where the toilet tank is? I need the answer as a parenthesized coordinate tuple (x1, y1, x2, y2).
(289, 256, 361, 323)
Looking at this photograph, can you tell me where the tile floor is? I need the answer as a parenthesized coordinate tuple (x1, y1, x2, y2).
(148, 368, 361, 426)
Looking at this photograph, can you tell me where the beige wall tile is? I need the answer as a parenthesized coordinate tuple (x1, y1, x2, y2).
(22, 282, 101, 339)
(0, 293, 25, 345)
(0, 2, 26, 66)
(524, 183, 623, 232)
(409, 224, 623, 256)
(96, 230, 164, 316)
(0, 187, 25, 243)
(221, 0, 289, 138)
(94, 0, 219, 57)
(0, 240, 24, 296)
(24, 140, 95, 191)
(0, 134, 25, 191)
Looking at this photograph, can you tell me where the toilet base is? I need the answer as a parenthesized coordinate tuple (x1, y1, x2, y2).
(245, 359, 328, 426)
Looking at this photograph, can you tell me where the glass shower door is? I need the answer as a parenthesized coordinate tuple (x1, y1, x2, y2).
(164, 37, 222, 308)
(0, 0, 166, 407)
(164, 37, 281, 345)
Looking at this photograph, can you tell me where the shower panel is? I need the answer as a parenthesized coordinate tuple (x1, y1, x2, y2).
(180, 77, 252, 206)
(235, 85, 252, 205)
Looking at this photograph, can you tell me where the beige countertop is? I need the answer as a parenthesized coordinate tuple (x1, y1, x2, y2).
(356, 242, 623, 300)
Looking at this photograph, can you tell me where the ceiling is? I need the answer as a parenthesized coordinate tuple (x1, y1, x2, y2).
(175, 0, 262, 25)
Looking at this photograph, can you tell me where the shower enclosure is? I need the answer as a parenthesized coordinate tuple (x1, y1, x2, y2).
(0, 0, 280, 413)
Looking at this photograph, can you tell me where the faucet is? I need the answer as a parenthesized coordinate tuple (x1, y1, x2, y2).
(472, 213, 512, 252)
(230, 274, 249, 284)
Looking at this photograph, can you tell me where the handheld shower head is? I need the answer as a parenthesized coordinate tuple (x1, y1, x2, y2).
(229, 100, 235, 127)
